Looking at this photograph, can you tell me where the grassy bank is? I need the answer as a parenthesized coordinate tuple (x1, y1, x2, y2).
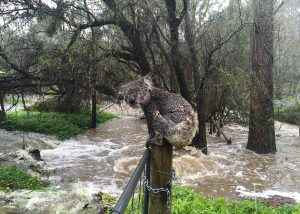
(0, 165, 49, 192)
(172, 187, 300, 214)
(118, 187, 300, 214)
(0, 110, 116, 140)
(274, 105, 300, 125)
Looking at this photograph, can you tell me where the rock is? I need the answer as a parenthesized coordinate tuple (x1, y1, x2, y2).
(16, 150, 40, 166)
(12, 150, 52, 176)
(83, 202, 89, 209)
(90, 191, 104, 205)
(28, 164, 43, 174)
(99, 207, 108, 214)
(0, 152, 9, 162)
(29, 148, 42, 161)
(262, 195, 296, 207)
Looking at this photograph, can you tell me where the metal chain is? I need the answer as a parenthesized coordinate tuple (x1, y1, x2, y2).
(143, 170, 176, 212)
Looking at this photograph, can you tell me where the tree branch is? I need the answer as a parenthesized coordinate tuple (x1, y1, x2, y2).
(274, 1, 284, 14)
(0, 46, 32, 78)
(178, 0, 188, 25)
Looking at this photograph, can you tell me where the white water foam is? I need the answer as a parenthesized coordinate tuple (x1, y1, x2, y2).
(236, 186, 300, 203)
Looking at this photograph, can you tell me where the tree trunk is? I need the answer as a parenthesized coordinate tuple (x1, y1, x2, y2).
(165, 0, 191, 103)
(247, 0, 276, 154)
(102, 0, 152, 76)
(90, 30, 97, 129)
(84, 0, 98, 129)
(0, 92, 5, 116)
(184, 0, 207, 153)
(194, 89, 208, 154)
(91, 89, 97, 128)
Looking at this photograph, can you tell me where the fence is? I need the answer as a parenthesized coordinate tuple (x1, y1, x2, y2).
(111, 149, 150, 214)
(111, 141, 174, 214)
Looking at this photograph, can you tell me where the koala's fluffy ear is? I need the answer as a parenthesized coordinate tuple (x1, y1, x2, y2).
(143, 73, 153, 90)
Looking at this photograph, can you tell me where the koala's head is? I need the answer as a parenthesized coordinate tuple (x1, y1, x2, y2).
(118, 74, 153, 108)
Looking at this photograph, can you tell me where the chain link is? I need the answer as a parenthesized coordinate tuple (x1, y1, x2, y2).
(144, 170, 176, 212)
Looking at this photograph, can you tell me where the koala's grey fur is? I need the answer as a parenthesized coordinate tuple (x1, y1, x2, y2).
(119, 74, 198, 148)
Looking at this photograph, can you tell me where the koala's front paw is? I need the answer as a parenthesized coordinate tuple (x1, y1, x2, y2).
(145, 134, 164, 147)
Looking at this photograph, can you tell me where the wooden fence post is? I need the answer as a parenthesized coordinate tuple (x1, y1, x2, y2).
(149, 140, 173, 214)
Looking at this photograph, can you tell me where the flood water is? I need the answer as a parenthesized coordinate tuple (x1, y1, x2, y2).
(1, 108, 300, 212)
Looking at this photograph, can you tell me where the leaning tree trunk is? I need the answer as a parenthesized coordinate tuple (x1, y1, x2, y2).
(247, 0, 276, 154)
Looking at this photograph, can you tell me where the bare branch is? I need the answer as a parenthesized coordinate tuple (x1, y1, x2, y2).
(0, 46, 32, 78)
(178, 0, 188, 24)
(274, 1, 285, 14)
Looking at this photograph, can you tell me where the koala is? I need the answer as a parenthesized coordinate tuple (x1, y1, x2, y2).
(118, 74, 198, 148)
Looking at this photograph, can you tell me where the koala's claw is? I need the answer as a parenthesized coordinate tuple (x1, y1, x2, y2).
(153, 110, 161, 120)
(145, 135, 164, 147)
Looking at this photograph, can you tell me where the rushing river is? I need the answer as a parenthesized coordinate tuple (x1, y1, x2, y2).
(0, 107, 300, 213)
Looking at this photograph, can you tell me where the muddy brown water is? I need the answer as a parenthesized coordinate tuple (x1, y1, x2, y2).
(1, 109, 300, 212)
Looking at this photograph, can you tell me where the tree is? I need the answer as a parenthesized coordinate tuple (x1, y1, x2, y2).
(273, 0, 300, 99)
(183, 0, 245, 153)
(247, 0, 276, 154)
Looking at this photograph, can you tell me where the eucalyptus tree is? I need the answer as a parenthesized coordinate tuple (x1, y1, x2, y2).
(247, 0, 276, 154)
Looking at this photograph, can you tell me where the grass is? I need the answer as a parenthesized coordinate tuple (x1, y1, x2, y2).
(274, 105, 300, 125)
(0, 110, 116, 140)
(0, 164, 49, 192)
(111, 187, 300, 214)
(172, 187, 300, 214)
(281, 96, 296, 103)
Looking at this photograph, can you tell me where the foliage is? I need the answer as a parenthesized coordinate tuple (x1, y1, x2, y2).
(214, 67, 251, 126)
(275, 105, 300, 125)
(119, 187, 300, 214)
(102, 193, 118, 206)
(0, 110, 116, 140)
(0, 164, 49, 192)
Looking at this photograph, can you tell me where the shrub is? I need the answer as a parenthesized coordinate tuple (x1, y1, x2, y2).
(274, 105, 300, 125)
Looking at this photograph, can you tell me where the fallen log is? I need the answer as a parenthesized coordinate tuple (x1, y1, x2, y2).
(211, 118, 232, 144)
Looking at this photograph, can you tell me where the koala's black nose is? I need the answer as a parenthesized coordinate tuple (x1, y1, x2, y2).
(128, 95, 135, 105)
